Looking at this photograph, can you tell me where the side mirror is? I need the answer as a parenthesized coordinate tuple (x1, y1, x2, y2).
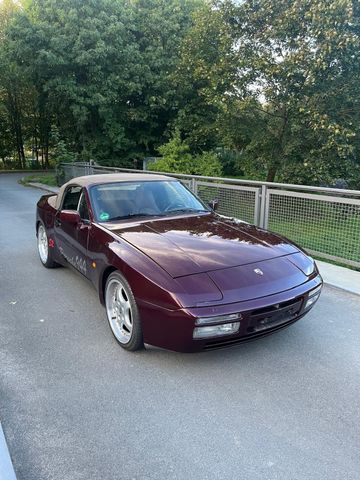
(208, 198, 219, 211)
(59, 210, 80, 225)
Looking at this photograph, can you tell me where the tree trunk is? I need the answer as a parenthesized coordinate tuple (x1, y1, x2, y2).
(267, 109, 288, 183)
(34, 134, 39, 164)
(44, 142, 49, 168)
(17, 125, 26, 168)
(266, 165, 277, 182)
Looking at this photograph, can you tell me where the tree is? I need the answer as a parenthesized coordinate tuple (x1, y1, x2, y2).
(12, 0, 143, 164)
(172, 1, 237, 152)
(0, 103, 13, 166)
(173, 0, 360, 184)
(0, 0, 29, 168)
(231, 0, 360, 182)
(2, 0, 202, 166)
(1, 0, 358, 186)
(122, 0, 202, 159)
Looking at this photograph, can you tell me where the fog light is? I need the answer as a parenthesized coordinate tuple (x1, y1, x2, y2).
(195, 312, 241, 326)
(193, 322, 240, 339)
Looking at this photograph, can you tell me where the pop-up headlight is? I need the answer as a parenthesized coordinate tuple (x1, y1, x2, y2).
(289, 252, 316, 276)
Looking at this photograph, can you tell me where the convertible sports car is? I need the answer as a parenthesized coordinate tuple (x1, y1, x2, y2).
(36, 173, 322, 352)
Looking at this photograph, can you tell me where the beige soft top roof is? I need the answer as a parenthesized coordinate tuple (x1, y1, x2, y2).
(55, 173, 175, 209)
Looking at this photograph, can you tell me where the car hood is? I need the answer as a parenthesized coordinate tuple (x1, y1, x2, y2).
(104, 213, 299, 278)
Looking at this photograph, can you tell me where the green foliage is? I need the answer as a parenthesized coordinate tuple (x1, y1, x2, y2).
(193, 151, 223, 177)
(172, 0, 360, 185)
(0, 0, 200, 166)
(149, 132, 223, 176)
(122, 0, 201, 157)
(229, 0, 360, 183)
(0, 0, 359, 187)
(0, 103, 13, 164)
(0, 0, 29, 167)
(49, 125, 76, 164)
(20, 173, 57, 186)
(172, 2, 237, 152)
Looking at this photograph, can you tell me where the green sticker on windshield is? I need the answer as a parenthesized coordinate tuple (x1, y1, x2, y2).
(99, 212, 110, 221)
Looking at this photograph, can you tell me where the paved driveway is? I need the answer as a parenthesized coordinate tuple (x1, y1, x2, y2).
(1, 173, 360, 480)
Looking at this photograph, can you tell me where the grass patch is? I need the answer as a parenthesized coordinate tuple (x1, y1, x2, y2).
(269, 216, 360, 268)
(267, 198, 360, 266)
(19, 173, 57, 187)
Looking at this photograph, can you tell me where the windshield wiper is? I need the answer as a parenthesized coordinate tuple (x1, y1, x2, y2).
(164, 208, 208, 215)
(107, 212, 165, 221)
(107, 209, 208, 221)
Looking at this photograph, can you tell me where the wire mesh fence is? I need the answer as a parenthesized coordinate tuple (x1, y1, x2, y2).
(59, 162, 360, 268)
(266, 190, 360, 267)
(196, 181, 260, 224)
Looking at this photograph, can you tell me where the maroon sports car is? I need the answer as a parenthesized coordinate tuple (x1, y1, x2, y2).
(36, 173, 322, 352)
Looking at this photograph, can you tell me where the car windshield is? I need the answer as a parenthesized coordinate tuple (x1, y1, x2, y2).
(89, 180, 209, 222)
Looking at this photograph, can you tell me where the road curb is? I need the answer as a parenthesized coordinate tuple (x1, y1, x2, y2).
(317, 260, 360, 297)
(0, 422, 17, 480)
(0, 169, 54, 174)
(26, 182, 59, 194)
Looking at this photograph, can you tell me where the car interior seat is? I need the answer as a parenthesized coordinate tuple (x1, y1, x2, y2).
(135, 185, 161, 215)
(96, 190, 135, 219)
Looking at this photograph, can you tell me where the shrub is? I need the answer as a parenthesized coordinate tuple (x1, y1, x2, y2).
(149, 132, 223, 177)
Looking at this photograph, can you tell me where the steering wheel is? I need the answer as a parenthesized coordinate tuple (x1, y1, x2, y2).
(164, 201, 184, 213)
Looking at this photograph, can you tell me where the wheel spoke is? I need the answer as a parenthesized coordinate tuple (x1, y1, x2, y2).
(123, 308, 132, 330)
(113, 286, 119, 303)
(105, 278, 134, 345)
(118, 288, 127, 305)
(38, 226, 48, 264)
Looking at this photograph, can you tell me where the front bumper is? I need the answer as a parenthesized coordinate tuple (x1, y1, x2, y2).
(139, 274, 323, 352)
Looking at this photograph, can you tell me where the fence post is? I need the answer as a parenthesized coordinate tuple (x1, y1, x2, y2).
(254, 189, 261, 226)
(264, 187, 270, 229)
(89, 159, 95, 175)
(190, 177, 197, 194)
(259, 184, 267, 228)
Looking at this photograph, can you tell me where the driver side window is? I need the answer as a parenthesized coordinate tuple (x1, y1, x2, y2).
(62, 186, 82, 210)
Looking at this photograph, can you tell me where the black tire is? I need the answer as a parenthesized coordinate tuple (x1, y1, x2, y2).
(105, 271, 144, 351)
(37, 222, 59, 268)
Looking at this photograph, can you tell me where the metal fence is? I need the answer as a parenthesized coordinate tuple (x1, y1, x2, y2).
(59, 162, 360, 268)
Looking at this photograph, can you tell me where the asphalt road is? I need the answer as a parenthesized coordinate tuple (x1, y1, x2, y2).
(1, 173, 360, 480)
